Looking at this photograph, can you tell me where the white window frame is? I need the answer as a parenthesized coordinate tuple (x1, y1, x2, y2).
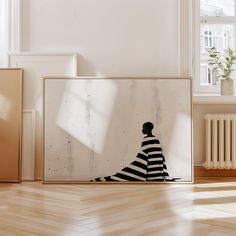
(193, 0, 236, 94)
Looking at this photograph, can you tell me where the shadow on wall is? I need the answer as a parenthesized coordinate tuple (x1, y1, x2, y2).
(44, 78, 191, 181)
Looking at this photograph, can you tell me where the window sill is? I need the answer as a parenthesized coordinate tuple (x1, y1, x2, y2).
(193, 94, 236, 104)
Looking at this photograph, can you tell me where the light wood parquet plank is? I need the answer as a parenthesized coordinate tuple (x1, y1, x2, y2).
(0, 179, 236, 235)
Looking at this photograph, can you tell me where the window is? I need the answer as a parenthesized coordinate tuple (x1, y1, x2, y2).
(204, 30, 214, 49)
(223, 30, 232, 50)
(195, 0, 236, 93)
(200, 64, 216, 86)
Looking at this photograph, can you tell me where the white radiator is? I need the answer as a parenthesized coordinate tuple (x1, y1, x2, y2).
(204, 114, 236, 169)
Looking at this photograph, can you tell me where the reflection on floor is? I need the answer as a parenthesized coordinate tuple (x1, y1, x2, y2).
(0, 178, 236, 235)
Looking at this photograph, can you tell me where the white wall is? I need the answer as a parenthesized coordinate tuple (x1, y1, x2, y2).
(20, 0, 180, 76)
(19, 0, 183, 178)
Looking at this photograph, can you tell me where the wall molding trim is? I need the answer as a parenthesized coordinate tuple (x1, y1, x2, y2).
(8, 0, 20, 52)
(178, 0, 193, 77)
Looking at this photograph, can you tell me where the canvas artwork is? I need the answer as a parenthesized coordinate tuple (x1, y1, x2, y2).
(43, 77, 192, 183)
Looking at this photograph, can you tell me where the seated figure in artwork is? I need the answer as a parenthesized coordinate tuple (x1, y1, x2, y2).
(141, 122, 169, 181)
(92, 122, 177, 182)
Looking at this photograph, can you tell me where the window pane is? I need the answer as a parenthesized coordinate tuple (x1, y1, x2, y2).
(200, 66, 209, 85)
(200, 65, 218, 86)
(200, 24, 235, 86)
(204, 36, 208, 47)
(209, 37, 213, 47)
(201, 0, 234, 16)
(200, 24, 234, 52)
(207, 68, 212, 84)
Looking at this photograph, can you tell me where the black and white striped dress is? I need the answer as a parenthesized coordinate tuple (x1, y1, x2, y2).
(142, 136, 169, 181)
(92, 136, 169, 181)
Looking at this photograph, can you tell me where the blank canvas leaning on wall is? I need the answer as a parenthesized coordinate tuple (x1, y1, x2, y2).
(9, 53, 78, 180)
(43, 77, 192, 183)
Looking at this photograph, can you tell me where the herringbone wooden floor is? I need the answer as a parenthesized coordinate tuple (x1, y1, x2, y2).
(0, 178, 236, 236)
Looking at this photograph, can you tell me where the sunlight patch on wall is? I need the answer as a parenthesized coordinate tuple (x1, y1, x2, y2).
(165, 112, 191, 178)
(56, 79, 118, 154)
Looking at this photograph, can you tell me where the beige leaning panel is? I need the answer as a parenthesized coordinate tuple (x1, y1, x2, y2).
(0, 69, 22, 182)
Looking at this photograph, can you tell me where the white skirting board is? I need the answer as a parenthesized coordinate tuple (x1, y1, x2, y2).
(22, 110, 36, 181)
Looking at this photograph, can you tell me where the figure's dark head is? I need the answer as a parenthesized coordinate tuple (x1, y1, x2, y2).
(142, 122, 154, 135)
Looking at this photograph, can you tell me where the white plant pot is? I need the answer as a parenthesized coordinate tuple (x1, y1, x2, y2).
(220, 79, 234, 95)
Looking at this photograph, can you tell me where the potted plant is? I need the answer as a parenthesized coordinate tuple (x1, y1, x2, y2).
(208, 47, 236, 95)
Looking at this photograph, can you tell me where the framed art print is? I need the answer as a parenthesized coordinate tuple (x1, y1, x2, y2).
(9, 53, 77, 180)
(43, 77, 192, 183)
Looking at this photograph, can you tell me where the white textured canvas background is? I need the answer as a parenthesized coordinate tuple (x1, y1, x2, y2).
(44, 78, 192, 182)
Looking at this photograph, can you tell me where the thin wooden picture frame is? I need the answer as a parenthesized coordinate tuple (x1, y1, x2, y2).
(42, 76, 193, 184)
